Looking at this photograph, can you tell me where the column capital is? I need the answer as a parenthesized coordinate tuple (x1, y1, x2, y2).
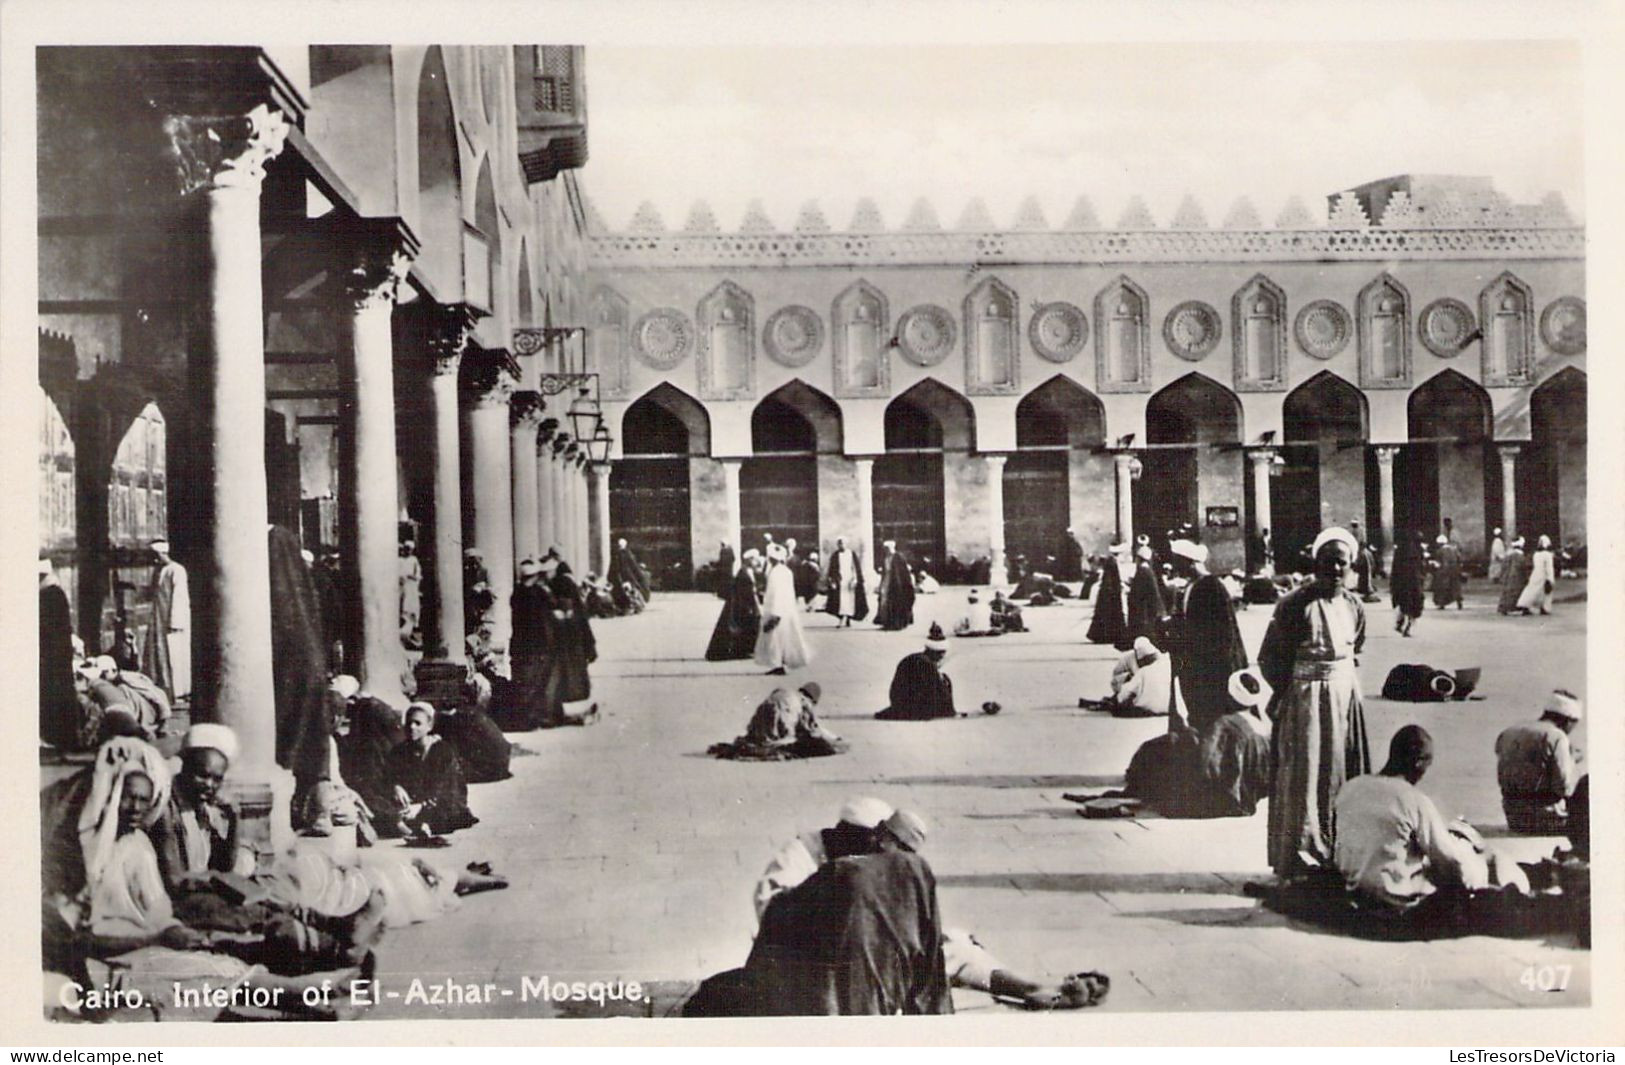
(1374, 444, 1401, 464)
(1113, 450, 1137, 466)
(983, 452, 1009, 468)
(341, 218, 420, 313)
(1247, 446, 1278, 465)
(164, 103, 290, 195)
(462, 346, 520, 408)
(510, 389, 546, 428)
(421, 302, 482, 376)
(535, 417, 561, 453)
(1497, 443, 1524, 460)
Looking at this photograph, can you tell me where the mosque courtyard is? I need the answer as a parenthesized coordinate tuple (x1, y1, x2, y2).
(365, 580, 1589, 1019)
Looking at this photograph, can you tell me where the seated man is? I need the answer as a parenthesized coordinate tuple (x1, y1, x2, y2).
(1074, 668, 1272, 820)
(387, 703, 479, 837)
(710, 683, 846, 761)
(953, 590, 998, 637)
(1336, 725, 1527, 916)
(1495, 690, 1584, 835)
(877, 625, 958, 720)
(79, 656, 171, 740)
(1083, 637, 1171, 718)
(329, 675, 408, 837)
(741, 801, 1106, 1012)
(989, 590, 1026, 633)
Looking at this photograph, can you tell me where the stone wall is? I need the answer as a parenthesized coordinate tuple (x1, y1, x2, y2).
(943, 452, 991, 566)
(688, 457, 730, 579)
(816, 454, 863, 562)
(1069, 451, 1117, 553)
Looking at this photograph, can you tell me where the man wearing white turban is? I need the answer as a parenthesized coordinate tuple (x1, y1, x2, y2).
(144, 539, 191, 703)
(1260, 527, 1372, 880)
(755, 542, 812, 674)
(1164, 539, 1247, 733)
(150, 724, 257, 895)
(1495, 689, 1586, 835)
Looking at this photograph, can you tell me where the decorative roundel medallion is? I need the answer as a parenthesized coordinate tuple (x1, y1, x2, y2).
(1294, 300, 1353, 360)
(896, 304, 957, 367)
(1028, 302, 1089, 363)
(763, 305, 824, 367)
(1540, 297, 1586, 356)
(1162, 301, 1222, 361)
(631, 308, 693, 370)
(1418, 298, 1476, 358)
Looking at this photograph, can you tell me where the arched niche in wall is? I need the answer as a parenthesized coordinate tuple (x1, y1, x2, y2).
(1232, 274, 1287, 391)
(414, 46, 464, 299)
(696, 280, 755, 400)
(1479, 272, 1536, 386)
(589, 286, 631, 399)
(467, 154, 499, 316)
(1357, 273, 1412, 389)
(831, 280, 889, 398)
(963, 276, 1019, 395)
(1093, 276, 1151, 393)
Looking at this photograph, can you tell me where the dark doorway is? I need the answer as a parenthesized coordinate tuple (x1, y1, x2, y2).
(1406, 370, 1492, 551)
(742, 396, 819, 550)
(1009, 377, 1105, 566)
(1280, 372, 1369, 569)
(611, 385, 710, 590)
(1138, 374, 1241, 560)
(876, 387, 954, 570)
(1522, 368, 1586, 545)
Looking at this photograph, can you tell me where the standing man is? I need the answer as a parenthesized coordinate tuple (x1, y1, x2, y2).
(144, 539, 191, 705)
(1056, 528, 1085, 583)
(398, 529, 423, 652)
(1165, 539, 1247, 733)
(608, 537, 653, 603)
(508, 557, 555, 730)
(40, 556, 78, 748)
(823, 537, 867, 627)
(756, 543, 812, 675)
(874, 540, 916, 632)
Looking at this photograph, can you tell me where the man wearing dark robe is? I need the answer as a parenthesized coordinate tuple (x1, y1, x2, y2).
(329, 675, 408, 835)
(822, 537, 868, 626)
(707, 550, 764, 661)
(269, 524, 333, 814)
(1086, 543, 1130, 648)
(1165, 539, 1248, 734)
(540, 565, 599, 727)
(1056, 528, 1085, 583)
(711, 541, 736, 598)
(506, 558, 555, 730)
(877, 624, 957, 720)
(873, 540, 916, 631)
(608, 537, 652, 602)
(1349, 521, 1378, 599)
(1126, 545, 1167, 648)
(39, 557, 78, 748)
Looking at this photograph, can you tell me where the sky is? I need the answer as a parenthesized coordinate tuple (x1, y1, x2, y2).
(577, 40, 1584, 232)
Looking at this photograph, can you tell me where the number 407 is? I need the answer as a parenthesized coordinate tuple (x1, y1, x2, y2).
(1519, 964, 1572, 992)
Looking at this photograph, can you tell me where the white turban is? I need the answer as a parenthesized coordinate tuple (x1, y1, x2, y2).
(767, 543, 788, 562)
(149, 540, 171, 554)
(78, 738, 171, 893)
(1227, 666, 1274, 709)
(329, 675, 361, 700)
(837, 796, 894, 829)
(39, 557, 54, 576)
(1169, 539, 1207, 563)
(742, 548, 762, 561)
(1133, 636, 1160, 664)
(1311, 527, 1359, 558)
(184, 723, 241, 764)
(517, 557, 542, 576)
(1544, 690, 1583, 721)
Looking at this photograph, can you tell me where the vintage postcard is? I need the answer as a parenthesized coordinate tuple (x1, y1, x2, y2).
(2, 0, 1620, 1047)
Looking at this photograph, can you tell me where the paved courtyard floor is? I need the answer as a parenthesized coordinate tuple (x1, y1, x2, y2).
(366, 579, 1589, 1019)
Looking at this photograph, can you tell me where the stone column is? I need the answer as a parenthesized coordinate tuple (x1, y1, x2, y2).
(854, 457, 875, 564)
(1247, 448, 1276, 555)
(1498, 444, 1520, 540)
(536, 425, 557, 552)
(721, 458, 743, 560)
(574, 460, 591, 569)
(510, 392, 543, 565)
(548, 442, 569, 555)
(1375, 445, 1399, 572)
(463, 352, 517, 656)
(588, 461, 612, 575)
(419, 307, 476, 666)
(337, 222, 416, 705)
(167, 104, 288, 780)
(166, 104, 290, 858)
(1113, 452, 1136, 545)
(560, 458, 579, 567)
(985, 453, 1008, 582)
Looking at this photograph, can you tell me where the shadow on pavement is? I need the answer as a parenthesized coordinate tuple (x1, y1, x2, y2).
(938, 872, 1255, 894)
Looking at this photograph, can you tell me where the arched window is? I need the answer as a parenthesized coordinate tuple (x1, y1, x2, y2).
(964, 277, 1018, 394)
(831, 280, 889, 398)
(1479, 272, 1535, 386)
(697, 281, 754, 400)
(1094, 276, 1150, 392)
(1232, 274, 1287, 390)
(1357, 273, 1412, 388)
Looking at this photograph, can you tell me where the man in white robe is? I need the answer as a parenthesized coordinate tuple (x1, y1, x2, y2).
(145, 540, 191, 703)
(755, 544, 812, 674)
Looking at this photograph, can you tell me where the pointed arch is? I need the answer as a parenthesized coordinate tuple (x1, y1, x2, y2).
(885, 377, 975, 452)
(467, 153, 498, 314)
(588, 285, 630, 398)
(1094, 275, 1151, 392)
(1524, 367, 1585, 542)
(414, 46, 463, 299)
(831, 279, 890, 397)
(1357, 272, 1412, 387)
(753, 379, 842, 454)
(621, 382, 711, 456)
(1146, 372, 1243, 444)
(963, 275, 1019, 394)
(1232, 273, 1287, 390)
(696, 280, 755, 400)
(1479, 271, 1536, 385)
(1408, 368, 1490, 441)
(1284, 370, 1368, 443)
(1016, 375, 1106, 447)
